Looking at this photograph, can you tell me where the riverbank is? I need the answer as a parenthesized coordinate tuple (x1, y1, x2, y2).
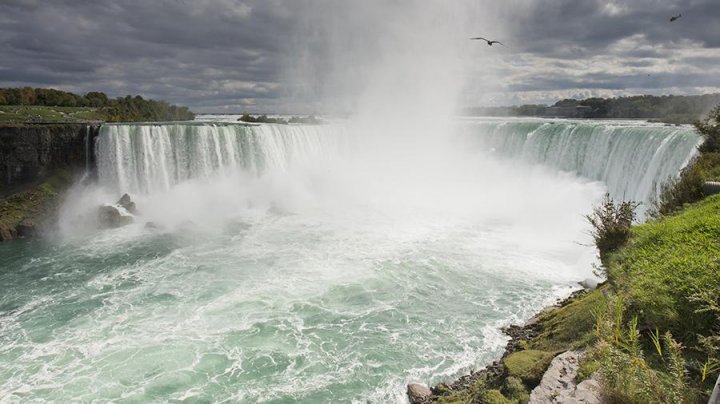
(407, 288, 603, 403)
(411, 194, 720, 403)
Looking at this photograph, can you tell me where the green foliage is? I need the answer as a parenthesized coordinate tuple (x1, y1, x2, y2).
(504, 350, 554, 387)
(0, 87, 194, 122)
(0, 170, 74, 236)
(696, 105, 720, 154)
(651, 105, 720, 217)
(483, 389, 513, 404)
(649, 157, 706, 218)
(528, 290, 604, 352)
(464, 93, 720, 122)
(585, 194, 639, 271)
(576, 356, 600, 382)
(238, 113, 321, 125)
(609, 195, 720, 341)
(503, 376, 530, 403)
(591, 298, 698, 403)
(0, 106, 106, 123)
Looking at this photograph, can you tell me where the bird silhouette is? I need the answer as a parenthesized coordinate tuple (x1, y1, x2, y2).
(670, 13, 682, 22)
(470, 37, 504, 46)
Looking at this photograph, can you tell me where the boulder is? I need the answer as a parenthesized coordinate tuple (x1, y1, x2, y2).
(529, 351, 603, 404)
(98, 204, 134, 228)
(144, 221, 162, 230)
(117, 193, 137, 214)
(16, 220, 38, 238)
(579, 278, 599, 290)
(407, 383, 432, 403)
(0, 223, 16, 241)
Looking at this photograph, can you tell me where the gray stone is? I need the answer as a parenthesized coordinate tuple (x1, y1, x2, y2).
(529, 350, 603, 404)
(407, 383, 432, 403)
(579, 278, 599, 290)
(117, 193, 137, 214)
(98, 204, 134, 228)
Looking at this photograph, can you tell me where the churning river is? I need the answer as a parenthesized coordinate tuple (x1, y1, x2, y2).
(0, 117, 700, 402)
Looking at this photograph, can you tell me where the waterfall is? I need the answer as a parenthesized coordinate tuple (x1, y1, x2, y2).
(96, 123, 346, 194)
(95, 119, 701, 213)
(460, 119, 702, 208)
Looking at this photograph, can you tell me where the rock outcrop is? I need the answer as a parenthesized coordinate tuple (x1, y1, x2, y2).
(529, 351, 603, 404)
(0, 124, 99, 196)
(407, 383, 432, 403)
(98, 194, 137, 229)
(98, 205, 134, 228)
(117, 193, 137, 214)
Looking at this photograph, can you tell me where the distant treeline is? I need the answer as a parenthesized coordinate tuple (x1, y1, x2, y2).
(466, 93, 720, 123)
(239, 113, 322, 125)
(0, 87, 195, 122)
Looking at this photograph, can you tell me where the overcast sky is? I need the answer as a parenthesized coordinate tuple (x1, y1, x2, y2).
(1, 0, 719, 113)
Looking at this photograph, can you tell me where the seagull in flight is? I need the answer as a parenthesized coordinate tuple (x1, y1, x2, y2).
(471, 37, 504, 46)
(670, 13, 682, 22)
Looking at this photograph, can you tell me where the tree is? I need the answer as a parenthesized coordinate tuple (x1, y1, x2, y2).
(697, 105, 720, 154)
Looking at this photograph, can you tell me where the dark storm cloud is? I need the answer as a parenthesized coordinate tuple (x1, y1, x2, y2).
(0, 0, 297, 112)
(481, 0, 720, 104)
(0, 0, 719, 111)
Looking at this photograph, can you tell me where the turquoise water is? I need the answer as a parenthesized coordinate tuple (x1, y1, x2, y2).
(0, 212, 586, 402)
(0, 119, 697, 402)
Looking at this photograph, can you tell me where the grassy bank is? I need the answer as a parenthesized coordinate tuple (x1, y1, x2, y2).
(432, 194, 720, 403)
(0, 105, 105, 123)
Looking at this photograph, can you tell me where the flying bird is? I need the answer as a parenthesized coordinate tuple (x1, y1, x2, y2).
(471, 37, 504, 46)
(670, 13, 682, 22)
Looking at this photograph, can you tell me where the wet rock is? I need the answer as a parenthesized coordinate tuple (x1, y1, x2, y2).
(579, 278, 599, 290)
(0, 224, 16, 241)
(16, 220, 38, 238)
(407, 383, 432, 403)
(117, 193, 137, 214)
(98, 204, 134, 228)
(144, 221, 162, 230)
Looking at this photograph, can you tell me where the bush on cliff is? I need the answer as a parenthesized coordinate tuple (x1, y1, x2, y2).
(650, 105, 720, 217)
(585, 193, 639, 272)
(596, 195, 720, 400)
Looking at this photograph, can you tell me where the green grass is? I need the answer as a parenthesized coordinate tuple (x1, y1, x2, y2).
(609, 194, 720, 342)
(0, 105, 105, 123)
(528, 290, 605, 352)
(504, 350, 554, 387)
(693, 152, 720, 181)
(437, 193, 720, 403)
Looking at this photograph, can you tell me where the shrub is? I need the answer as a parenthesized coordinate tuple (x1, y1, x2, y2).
(648, 159, 705, 218)
(696, 105, 720, 154)
(592, 298, 699, 403)
(585, 193, 639, 271)
(503, 376, 530, 403)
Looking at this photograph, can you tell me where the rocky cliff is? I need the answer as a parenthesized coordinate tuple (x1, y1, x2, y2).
(0, 124, 99, 196)
(0, 124, 99, 240)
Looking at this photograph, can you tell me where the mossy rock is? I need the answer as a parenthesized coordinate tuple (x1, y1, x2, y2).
(483, 389, 513, 404)
(504, 350, 554, 387)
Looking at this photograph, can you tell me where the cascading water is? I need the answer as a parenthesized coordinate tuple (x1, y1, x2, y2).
(460, 118, 701, 214)
(96, 123, 347, 194)
(0, 118, 700, 402)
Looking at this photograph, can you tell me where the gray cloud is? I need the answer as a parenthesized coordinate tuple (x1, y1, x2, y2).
(0, 0, 719, 112)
